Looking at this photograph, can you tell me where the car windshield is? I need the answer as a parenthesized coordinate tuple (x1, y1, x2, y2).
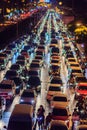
(22, 91, 34, 97)
(28, 71, 38, 76)
(53, 108, 68, 116)
(53, 96, 67, 102)
(72, 70, 82, 73)
(49, 87, 61, 91)
(17, 56, 25, 60)
(51, 125, 68, 130)
(35, 56, 42, 60)
(30, 63, 39, 68)
(51, 60, 59, 63)
(5, 71, 17, 76)
(76, 77, 87, 82)
(68, 59, 76, 62)
(38, 46, 44, 49)
(10, 65, 20, 70)
(16, 61, 25, 66)
(11, 78, 22, 85)
(51, 79, 62, 84)
(0, 84, 12, 89)
(78, 86, 87, 90)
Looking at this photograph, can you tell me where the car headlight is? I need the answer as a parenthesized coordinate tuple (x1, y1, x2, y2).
(77, 92, 80, 96)
(31, 100, 35, 104)
(20, 99, 24, 102)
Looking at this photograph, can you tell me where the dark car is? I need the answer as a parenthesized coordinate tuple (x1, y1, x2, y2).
(74, 76, 87, 84)
(10, 77, 24, 94)
(6, 104, 34, 130)
(20, 89, 36, 107)
(27, 76, 41, 92)
(50, 77, 62, 85)
(51, 47, 59, 53)
(16, 60, 25, 69)
(49, 120, 68, 130)
(4, 70, 18, 79)
(10, 64, 22, 75)
(17, 55, 25, 61)
(28, 70, 39, 77)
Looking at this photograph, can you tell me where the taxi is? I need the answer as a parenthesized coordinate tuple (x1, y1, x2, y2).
(51, 93, 69, 108)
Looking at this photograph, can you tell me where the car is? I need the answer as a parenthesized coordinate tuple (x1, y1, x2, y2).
(10, 77, 24, 94)
(20, 89, 36, 107)
(49, 120, 68, 130)
(4, 70, 18, 79)
(70, 67, 83, 77)
(51, 38, 58, 44)
(50, 77, 62, 86)
(75, 82, 87, 99)
(74, 76, 87, 85)
(16, 60, 26, 69)
(0, 80, 16, 102)
(35, 50, 44, 56)
(29, 62, 41, 71)
(46, 85, 62, 101)
(6, 104, 34, 130)
(10, 64, 22, 75)
(51, 47, 59, 53)
(51, 93, 69, 108)
(27, 76, 41, 92)
(24, 45, 32, 54)
(17, 55, 25, 61)
(52, 106, 72, 129)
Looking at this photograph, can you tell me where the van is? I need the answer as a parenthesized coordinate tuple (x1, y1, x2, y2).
(0, 80, 16, 102)
(6, 104, 34, 130)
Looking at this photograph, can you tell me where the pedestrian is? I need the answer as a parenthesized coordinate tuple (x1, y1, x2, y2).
(45, 112, 52, 129)
(36, 105, 45, 129)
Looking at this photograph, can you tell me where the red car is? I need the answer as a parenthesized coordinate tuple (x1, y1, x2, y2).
(52, 106, 72, 129)
(75, 82, 87, 99)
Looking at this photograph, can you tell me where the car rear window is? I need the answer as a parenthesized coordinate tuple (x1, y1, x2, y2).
(0, 84, 12, 89)
(49, 87, 61, 91)
(53, 108, 68, 116)
(22, 92, 34, 97)
(78, 86, 87, 90)
(53, 96, 67, 102)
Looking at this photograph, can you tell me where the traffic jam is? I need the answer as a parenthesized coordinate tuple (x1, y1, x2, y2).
(0, 9, 87, 130)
